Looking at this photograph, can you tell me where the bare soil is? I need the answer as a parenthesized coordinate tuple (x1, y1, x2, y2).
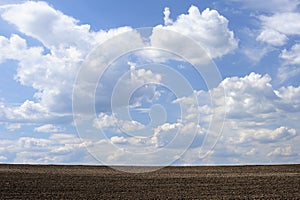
(0, 164, 299, 199)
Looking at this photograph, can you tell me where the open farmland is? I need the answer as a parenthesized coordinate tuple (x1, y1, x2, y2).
(0, 164, 299, 199)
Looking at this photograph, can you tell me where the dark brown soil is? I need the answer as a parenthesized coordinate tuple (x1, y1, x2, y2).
(0, 164, 299, 199)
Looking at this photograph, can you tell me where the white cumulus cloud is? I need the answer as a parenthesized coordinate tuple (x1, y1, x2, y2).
(0, 1, 135, 123)
(34, 124, 65, 133)
(93, 112, 144, 133)
(280, 44, 300, 65)
(257, 12, 300, 46)
(277, 44, 300, 82)
(151, 6, 238, 61)
(230, 0, 300, 12)
(256, 29, 288, 46)
(267, 146, 298, 157)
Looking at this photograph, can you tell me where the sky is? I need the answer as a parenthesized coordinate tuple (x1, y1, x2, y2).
(0, 0, 299, 167)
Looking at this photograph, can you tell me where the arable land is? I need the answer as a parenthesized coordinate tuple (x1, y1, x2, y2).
(0, 164, 299, 199)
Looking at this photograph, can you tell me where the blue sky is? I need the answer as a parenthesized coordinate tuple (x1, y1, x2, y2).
(0, 0, 299, 166)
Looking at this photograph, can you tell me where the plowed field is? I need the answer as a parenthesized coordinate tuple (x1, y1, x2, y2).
(0, 164, 299, 199)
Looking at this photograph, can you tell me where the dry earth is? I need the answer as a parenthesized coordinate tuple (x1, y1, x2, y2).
(0, 164, 299, 199)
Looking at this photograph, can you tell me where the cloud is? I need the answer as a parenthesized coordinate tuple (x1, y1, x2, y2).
(2, 70, 300, 165)
(150, 6, 238, 61)
(0, 133, 93, 164)
(0, 2, 236, 126)
(151, 121, 207, 150)
(111, 136, 127, 144)
(0, 100, 50, 122)
(93, 112, 144, 133)
(222, 73, 277, 117)
(211, 73, 300, 159)
(267, 146, 298, 157)
(145, 72, 299, 164)
(173, 72, 299, 155)
(242, 45, 273, 63)
(176, 73, 280, 124)
(277, 65, 300, 84)
(163, 7, 173, 25)
(239, 127, 296, 143)
(34, 124, 65, 133)
(280, 44, 300, 65)
(275, 86, 300, 111)
(5, 123, 21, 131)
(0, 34, 42, 63)
(219, 73, 300, 130)
(151, 122, 182, 148)
(229, 0, 300, 12)
(15, 137, 52, 149)
(0, 155, 7, 162)
(0, 1, 299, 165)
(0, 1, 135, 123)
(276, 44, 300, 82)
(256, 29, 288, 46)
(111, 67, 162, 108)
(1, 1, 98, 51)
(257, 12, 300, 46)
(259, 13, 300, 36)
(167, 73, 281, 163)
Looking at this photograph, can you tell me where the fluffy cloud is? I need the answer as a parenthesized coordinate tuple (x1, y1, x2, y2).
(238, 127, 296, 143)
(222, 73, 277, 118)
(277, 65, 300, 83)
(259, 13, 300, 36)
(230, 0, 300, 12)
(5, 123, 21, 131)
(151, 6, 238, 61)
(0, 1, 299, 165)
(1, 1, 105, 51)
(110, 136, 127, 144)
(256, 29, 288, 46)
(163, 7, 173, 25)
(0, 1, 134, 123)
(257, 12, 300, 46)
(276, 44, 300, 82)
(178, 73, 282, 124)
(275, 85, 300, 111)
(151, 122, 182, 148)
(0, 2, 237, 126)
(1, 71, 300, 165)
(131, 72, 300, 163)
(93, 112, 144, 133)
(0, 34, 42, 63)
(280, 44, 300, 65)
(0, 155, 7, 162)
(151, 121, 207, 150)
(0, 133, 93, 164)
(110, 67, 162, 108)
(212, 73, 299, 160)
(253, 6, 300, 82)
(34, 124, 65, 133)
(220, 73, 300, 127)
(267, 146, 298, 157)
(100, 72, 299, 164)
(172, 72, 299, 161)
(0, 100, 56, 123)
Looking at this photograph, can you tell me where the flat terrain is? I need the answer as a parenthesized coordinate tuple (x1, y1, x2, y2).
(0, 164, 299, 199)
